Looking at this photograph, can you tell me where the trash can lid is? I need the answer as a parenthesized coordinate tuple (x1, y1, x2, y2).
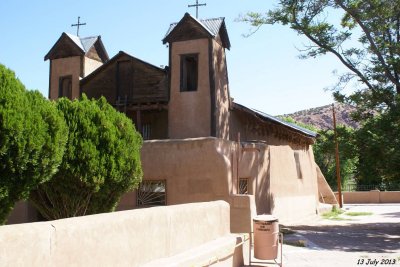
(253, 214, 279, 222)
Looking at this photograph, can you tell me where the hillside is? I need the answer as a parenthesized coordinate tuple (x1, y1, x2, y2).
(282, 103, 359, 130)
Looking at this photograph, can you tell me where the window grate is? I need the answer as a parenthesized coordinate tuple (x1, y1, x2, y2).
(239, 178, 249, 195)
(137, 180, 166, 206)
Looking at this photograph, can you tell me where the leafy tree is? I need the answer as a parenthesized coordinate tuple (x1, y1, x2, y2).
(0, 64, 67, 224)
(241, 0, 400, 118)
(354, 98, 400, 189)
(30, 95, 143, 220)
(313, 126, 358, 189)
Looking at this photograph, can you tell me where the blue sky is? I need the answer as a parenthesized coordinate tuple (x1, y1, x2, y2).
(0, 0, 347, 115)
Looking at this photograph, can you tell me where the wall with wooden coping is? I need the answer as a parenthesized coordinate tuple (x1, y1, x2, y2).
(342, 190, 400, 204)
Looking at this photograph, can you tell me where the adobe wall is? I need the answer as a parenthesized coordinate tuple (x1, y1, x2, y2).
(141, 137, 320, 226)
(84, 56, 103, 77)
(140, 138, 258, 233)
(141, 138, 234, 204)
(268, 145, 319, 224)
(49, 56, 81, 100)
(342, 191, 400, 203)
(212, 39, 230, 139)
(1, 201, 243, 267)
(316, 165, 338, 205)
(168, 39, 211, 138)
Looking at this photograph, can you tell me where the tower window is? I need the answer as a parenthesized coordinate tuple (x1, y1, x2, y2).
(180, 54, 198, 91)
(59, 76, 72, 99)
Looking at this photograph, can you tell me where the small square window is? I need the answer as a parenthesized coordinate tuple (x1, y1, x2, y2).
(180, 54, 198, 91)
(137, 180, 166, 206)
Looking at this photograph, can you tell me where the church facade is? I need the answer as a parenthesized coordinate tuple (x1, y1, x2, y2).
(7, 13, 336, 227)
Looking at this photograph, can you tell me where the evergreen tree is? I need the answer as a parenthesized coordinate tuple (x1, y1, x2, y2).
(0, 64, 67, 224)
(30, 95, 143, 219)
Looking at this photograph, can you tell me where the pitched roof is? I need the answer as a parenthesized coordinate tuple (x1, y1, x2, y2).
(232, 102, 318, 139)
(44, 32, 109, 61)
(163, 13, 231, 49)
(80, 51, 166, 85)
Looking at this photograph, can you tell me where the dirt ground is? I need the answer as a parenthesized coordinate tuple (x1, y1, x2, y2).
(244, 204, 400, 267)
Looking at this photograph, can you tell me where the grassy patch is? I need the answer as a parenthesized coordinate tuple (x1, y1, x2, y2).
(322, 206, 345, 220)
(322, 207, 373, 220)
(345, 212, 373, 216)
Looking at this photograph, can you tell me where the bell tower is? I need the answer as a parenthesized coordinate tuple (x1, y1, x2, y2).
(163, 13, 231, 139)
(44, 32, 108, 100)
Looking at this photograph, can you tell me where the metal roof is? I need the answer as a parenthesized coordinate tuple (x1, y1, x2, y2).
(164, 17, 224, 38)
(233, 102, 318, 138)
(80, 36, 99, 52)
(65, 33, 98, 53)
(163, 13, 231, 49)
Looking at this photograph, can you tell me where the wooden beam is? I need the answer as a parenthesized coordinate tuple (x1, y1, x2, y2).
(117, 103, 168, 111)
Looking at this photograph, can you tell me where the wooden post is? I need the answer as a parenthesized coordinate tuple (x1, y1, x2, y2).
(332, 104, 343, 208)
(136, 104, 142, 134)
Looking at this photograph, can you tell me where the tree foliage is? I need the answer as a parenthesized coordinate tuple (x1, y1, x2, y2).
(0, 64, 67, 224)
(241, 0, 400, 118)
(354, 98, 400, 189)
(30, 95, 143, 220)
(313, 126, 358, 189)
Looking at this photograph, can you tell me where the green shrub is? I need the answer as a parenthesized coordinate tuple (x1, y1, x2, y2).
(30, 95, 143, 219)
(0, 64, 67, 224)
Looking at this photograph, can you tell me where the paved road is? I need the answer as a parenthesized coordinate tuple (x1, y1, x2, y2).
(244, 204, 400, 267)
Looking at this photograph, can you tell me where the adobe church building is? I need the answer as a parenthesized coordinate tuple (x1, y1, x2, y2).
(8, 13, 336, 228)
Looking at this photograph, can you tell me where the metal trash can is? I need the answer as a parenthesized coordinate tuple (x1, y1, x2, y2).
(253, 215, 279, 260)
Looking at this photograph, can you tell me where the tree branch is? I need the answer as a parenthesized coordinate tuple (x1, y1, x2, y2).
(292, 19, 375, 92)
(336, 1, 400, 93)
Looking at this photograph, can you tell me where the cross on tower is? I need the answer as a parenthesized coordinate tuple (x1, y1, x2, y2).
(188, 0, 206, 19)
(71, 16, 86, 36)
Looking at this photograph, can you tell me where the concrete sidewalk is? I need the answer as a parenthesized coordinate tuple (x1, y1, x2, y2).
(243, 204, 400, 267)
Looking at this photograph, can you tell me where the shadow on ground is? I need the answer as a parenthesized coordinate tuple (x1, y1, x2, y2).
(382, 212, 400, 219)
(284, 222, 400, 253)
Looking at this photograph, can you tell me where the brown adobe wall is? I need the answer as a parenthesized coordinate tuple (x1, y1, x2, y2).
(268, 145, 319, 224)
(141, 138, 233, 204)
(140, 137, 320, 226)
(316, 165, 338, 205)
(168, 39, 212, 138)
(212, 39, 230, 139)
(342, 191, 400, 203)
(49, 56, 81, 100)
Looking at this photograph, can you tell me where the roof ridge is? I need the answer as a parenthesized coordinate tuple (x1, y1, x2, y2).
(200, 17, 225, 21)
(80, 35, 99, 40)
